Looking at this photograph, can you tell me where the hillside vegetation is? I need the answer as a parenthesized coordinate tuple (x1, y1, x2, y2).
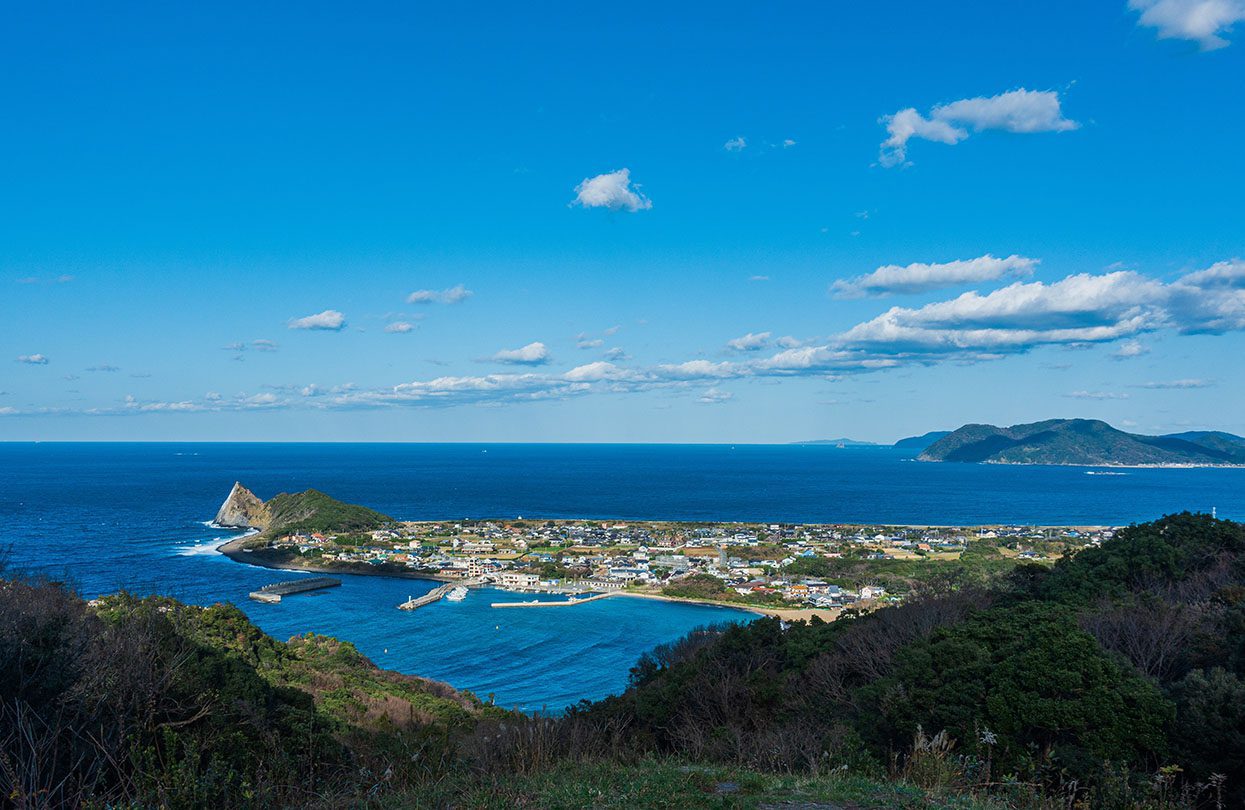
(920, 418, 1245, 466)
(262, 488, 394, 536)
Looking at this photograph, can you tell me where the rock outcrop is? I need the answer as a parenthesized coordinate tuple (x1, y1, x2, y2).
(214, 482, 271, 529)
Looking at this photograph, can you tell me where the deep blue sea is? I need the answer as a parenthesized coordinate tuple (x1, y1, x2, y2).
(2, 442, 1243, 711)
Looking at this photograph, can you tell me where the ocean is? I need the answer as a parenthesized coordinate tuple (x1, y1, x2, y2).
(2, 442, 1242, 711)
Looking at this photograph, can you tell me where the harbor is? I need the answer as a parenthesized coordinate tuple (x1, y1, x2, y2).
(248, 576, 341, 603)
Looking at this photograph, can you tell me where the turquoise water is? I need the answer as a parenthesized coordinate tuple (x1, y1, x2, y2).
(3, 442, 1243, 710)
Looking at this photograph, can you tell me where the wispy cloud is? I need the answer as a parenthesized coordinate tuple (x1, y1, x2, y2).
(726, 331, 772, 352)
(492, 342, 551, 366)
(407, 284, 473, 304)
(879, 89, 1078, 167)
(831, 254, 1039, 298)
(697, 387, 734, 404)
(288, 310, 346, 331)
(17, 354, 49, 365)
(571, 169, 652, 212)
(1112, 339, 1150, 360)
(385, 322, 416, 333)
(1130, 0, 1245, 50)
(1064, 390, 1130, 400)
(723, 136, 747, 152)
(86, 364, 120, 372)
(1132, 378, 1215, 389)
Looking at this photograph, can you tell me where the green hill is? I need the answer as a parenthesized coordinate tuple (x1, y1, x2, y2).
(214, 482, 393, 542)
(919, 418, 1245, 466)
(263, 488, 393, 536)
(893, 430, 951, 450)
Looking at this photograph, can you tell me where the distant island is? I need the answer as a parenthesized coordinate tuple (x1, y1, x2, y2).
(791, 430, 950, 451)
(920, 418, 1245, 467)
(789, 437, 881, 447)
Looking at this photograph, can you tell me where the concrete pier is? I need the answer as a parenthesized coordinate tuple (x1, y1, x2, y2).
(248, 577, 341, 603)
(398, 583, 455, 610)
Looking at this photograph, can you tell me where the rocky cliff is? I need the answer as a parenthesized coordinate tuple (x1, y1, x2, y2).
(214, 482, 271, 529)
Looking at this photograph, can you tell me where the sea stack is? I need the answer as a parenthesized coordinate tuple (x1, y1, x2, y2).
(214, 482, 270, 529)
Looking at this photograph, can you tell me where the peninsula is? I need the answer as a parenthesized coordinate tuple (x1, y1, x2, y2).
(212, 483, 1107, 619)
(920, 418, 1245, 467)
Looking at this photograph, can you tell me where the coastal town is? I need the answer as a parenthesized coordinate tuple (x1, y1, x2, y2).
(249, 518, 1110, 613)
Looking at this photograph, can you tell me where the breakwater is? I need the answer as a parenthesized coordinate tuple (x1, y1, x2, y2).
(248, 576, 341, 603)
(399, 583, 456, 610)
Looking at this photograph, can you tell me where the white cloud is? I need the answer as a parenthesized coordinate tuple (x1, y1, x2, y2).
(749, 275, 770, 282)
(603, 347, 629, 361)
(571, 169, 652, 212)
(1112, 339, 1150, 359)
(288, 310, 346, 331)
(1177, 258, 1245, 288)
(86, 365, 120, 372)
(879, 109, 967, 167)
(879, 89, 1078, 166)
(563, 362, 642, 383)
(726, 331, 772, 352)
(782, 139, 796, 148)
(251, 339, 279, 352)
(1130, 0, 1245, 49)
(837, 272, 1167, 353)
(386, 322, 416, 333)
(697, 387, 733, 404)
(653, 360, 743, 380)
(407, 284, 473, 305)
(831, 254, 1039, 298)
(17, 354, 49, 365)
(492, 342, 551, 365)
(577, 337, 604, 349)
(724, 136, 747, 152)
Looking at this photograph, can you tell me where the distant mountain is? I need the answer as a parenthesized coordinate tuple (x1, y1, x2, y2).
(791, 438, 881, 447)
(919, 419, 1245, 467)
(893, 430, 951, 451)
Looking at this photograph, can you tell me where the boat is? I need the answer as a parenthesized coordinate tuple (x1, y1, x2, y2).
(446, 586, 469, 602)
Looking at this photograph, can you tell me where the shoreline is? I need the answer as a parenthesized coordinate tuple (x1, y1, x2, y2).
(215, 534, 833, 621)
(216, 535, 454, 583)
(610, 590, 839, 621)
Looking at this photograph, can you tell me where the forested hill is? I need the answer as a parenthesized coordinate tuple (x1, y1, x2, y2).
(583, 511, 1245, 805)
(919, 418, 1245, 466)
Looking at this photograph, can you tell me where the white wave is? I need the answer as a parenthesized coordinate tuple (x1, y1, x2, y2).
(176, 528, 258, 557)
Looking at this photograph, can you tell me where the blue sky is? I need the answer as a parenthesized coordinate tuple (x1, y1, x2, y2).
(3, 1, 1244, 442)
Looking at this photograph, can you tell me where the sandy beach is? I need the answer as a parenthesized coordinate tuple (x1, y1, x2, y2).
(612, 590, 840, 622)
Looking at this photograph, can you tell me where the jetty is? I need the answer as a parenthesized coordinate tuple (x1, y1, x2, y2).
(398, 583, 455, 610)
(248, 577, 341, 603)
(491, 592, 613, 608)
